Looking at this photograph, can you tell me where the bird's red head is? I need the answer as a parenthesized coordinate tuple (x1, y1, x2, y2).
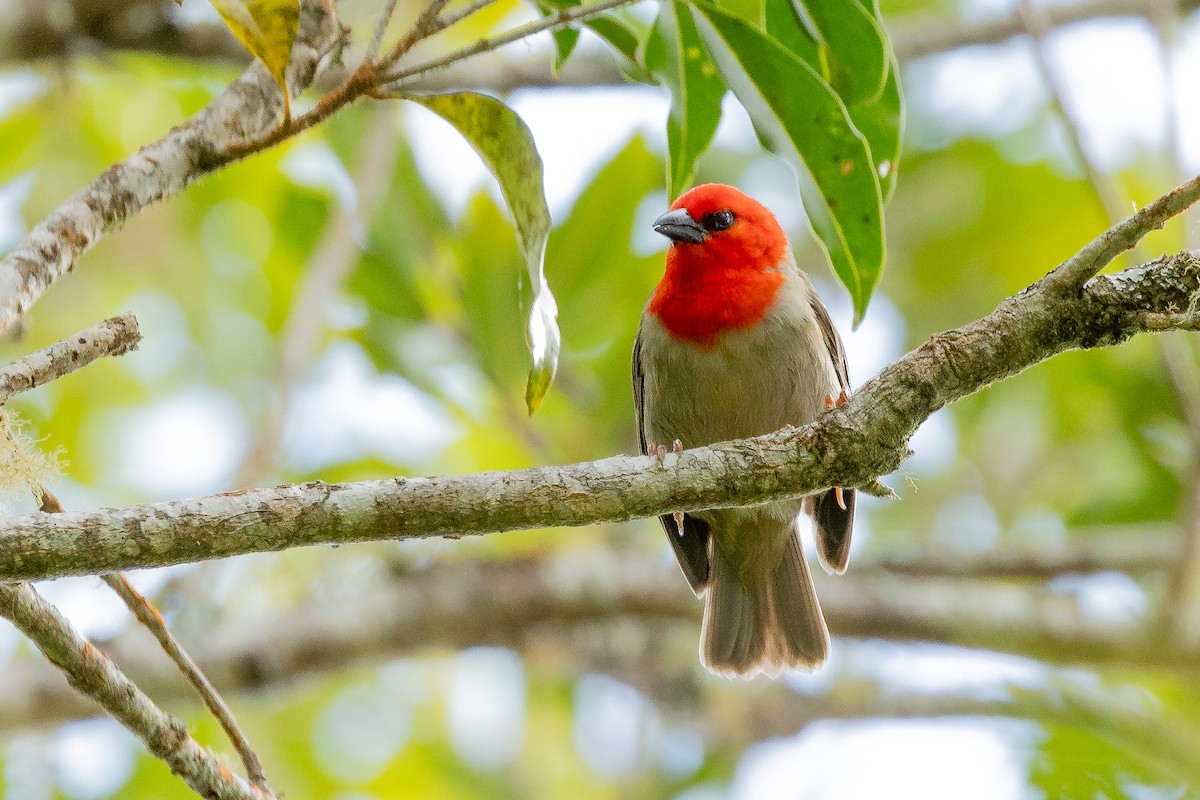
(648, 184, 790, 348)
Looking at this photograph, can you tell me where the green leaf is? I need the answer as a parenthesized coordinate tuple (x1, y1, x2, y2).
(645, 1, 727, 198)
(763, 0, 901, 202)
(762, 0, 819, 62)
(587, 15, 641, 62)
(593, 16, 657, 84)
(691, 2, 884, 324)
(552, 27, 582, 74)
(799, 0, 888, 103)
(209, 0, 299, 122)
(412, 92, 558, 414)
(533, 0, 654, 83)
(713, 0, 766, 26)
(849, 55, 902, 202)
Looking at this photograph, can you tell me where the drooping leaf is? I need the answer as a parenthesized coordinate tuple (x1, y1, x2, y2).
(533, 0, 654, 83)
(552, 27, 582, 74)
(798, 0, 888, 103)
(645, 1, 727, 199)
(412, 92, 559, 414)
(764, 0, 901, 201)
(691, 2, 884, 324)
(209, 0, 299, 122)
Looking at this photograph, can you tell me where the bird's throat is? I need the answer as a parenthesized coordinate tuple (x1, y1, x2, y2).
(649, 265, 786, 349)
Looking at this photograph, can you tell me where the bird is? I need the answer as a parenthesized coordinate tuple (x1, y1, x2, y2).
(632, 183, 855, 678)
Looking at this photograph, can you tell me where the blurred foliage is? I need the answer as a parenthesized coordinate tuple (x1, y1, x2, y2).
(2, 0, 1200, 797)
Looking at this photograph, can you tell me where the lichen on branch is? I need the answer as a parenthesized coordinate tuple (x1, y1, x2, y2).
(0, 249, 1197, 582)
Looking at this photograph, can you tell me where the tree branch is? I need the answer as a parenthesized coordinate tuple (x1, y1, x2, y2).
(0, 550, 1190, 732)
(0, 0, 341, 334)
(0, 0, 650, 334)
(890, 0, 1200, 62)
(10, 0, 1198, 90)
(868, 525, 1178, 579)
(1, 239, 1199, 580)
(0, 314, 141, 403)
(708, 679, 1200, 786)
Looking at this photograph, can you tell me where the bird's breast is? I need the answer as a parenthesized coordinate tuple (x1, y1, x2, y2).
(639, 272, 840, 451)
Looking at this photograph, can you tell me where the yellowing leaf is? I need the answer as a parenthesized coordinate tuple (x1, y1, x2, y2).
(209, 0, 300, 123)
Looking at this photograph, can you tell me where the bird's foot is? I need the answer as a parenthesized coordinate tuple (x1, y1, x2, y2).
(823, 388, 850, 409)
(823, 392, 850, 510)
(650, 441, 686, 535)
(649, 439, 683, 465)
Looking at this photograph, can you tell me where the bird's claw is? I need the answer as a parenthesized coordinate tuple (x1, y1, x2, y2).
(649, 441, 686, 535)
(671, 442, 685, 533)
(823, 388, 850, 410)
(824, 391, 850, 509)
(650, 439, 684, 466)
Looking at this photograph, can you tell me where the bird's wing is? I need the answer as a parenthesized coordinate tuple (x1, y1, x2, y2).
(633, 323, 711, 595)
(807, 293, 856, 574)
(809, 292, 850, 397)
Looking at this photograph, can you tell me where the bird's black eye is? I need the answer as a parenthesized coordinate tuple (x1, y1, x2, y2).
(701, 210, 735, 232)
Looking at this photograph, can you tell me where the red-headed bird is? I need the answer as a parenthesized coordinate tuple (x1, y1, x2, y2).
(633, 183, 855, 678)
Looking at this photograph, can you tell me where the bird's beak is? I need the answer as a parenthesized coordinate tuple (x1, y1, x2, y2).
(653, 208, 708, 245)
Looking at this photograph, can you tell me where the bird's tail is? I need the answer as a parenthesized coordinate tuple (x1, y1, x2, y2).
(700, 523, 829, 678)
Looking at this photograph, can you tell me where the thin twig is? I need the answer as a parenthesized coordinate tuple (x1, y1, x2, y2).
(1017, 0, 1128, 227)
(1149, 0, 1191, 248)
(192, 0, 638, 173)
(437, 0, 503, 31)
(1024, 0, 1200, 292)
(381, 0, 638, 85)
(0, 314, 141, 404)
(1043, 174, 1200, 289)
(100, 572, 271, 790)
(54, 492, 269, 781)
(0, 581, 270, 800)
(366, 0, 402, 62)
(1145, 0, 1200, 643)
(2, 319, 272, 793)
(1024, 0, 1200, 644)
(382, 0, 456, 68)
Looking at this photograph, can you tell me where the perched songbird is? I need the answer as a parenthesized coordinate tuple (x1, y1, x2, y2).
(632, 183, 855, 678)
